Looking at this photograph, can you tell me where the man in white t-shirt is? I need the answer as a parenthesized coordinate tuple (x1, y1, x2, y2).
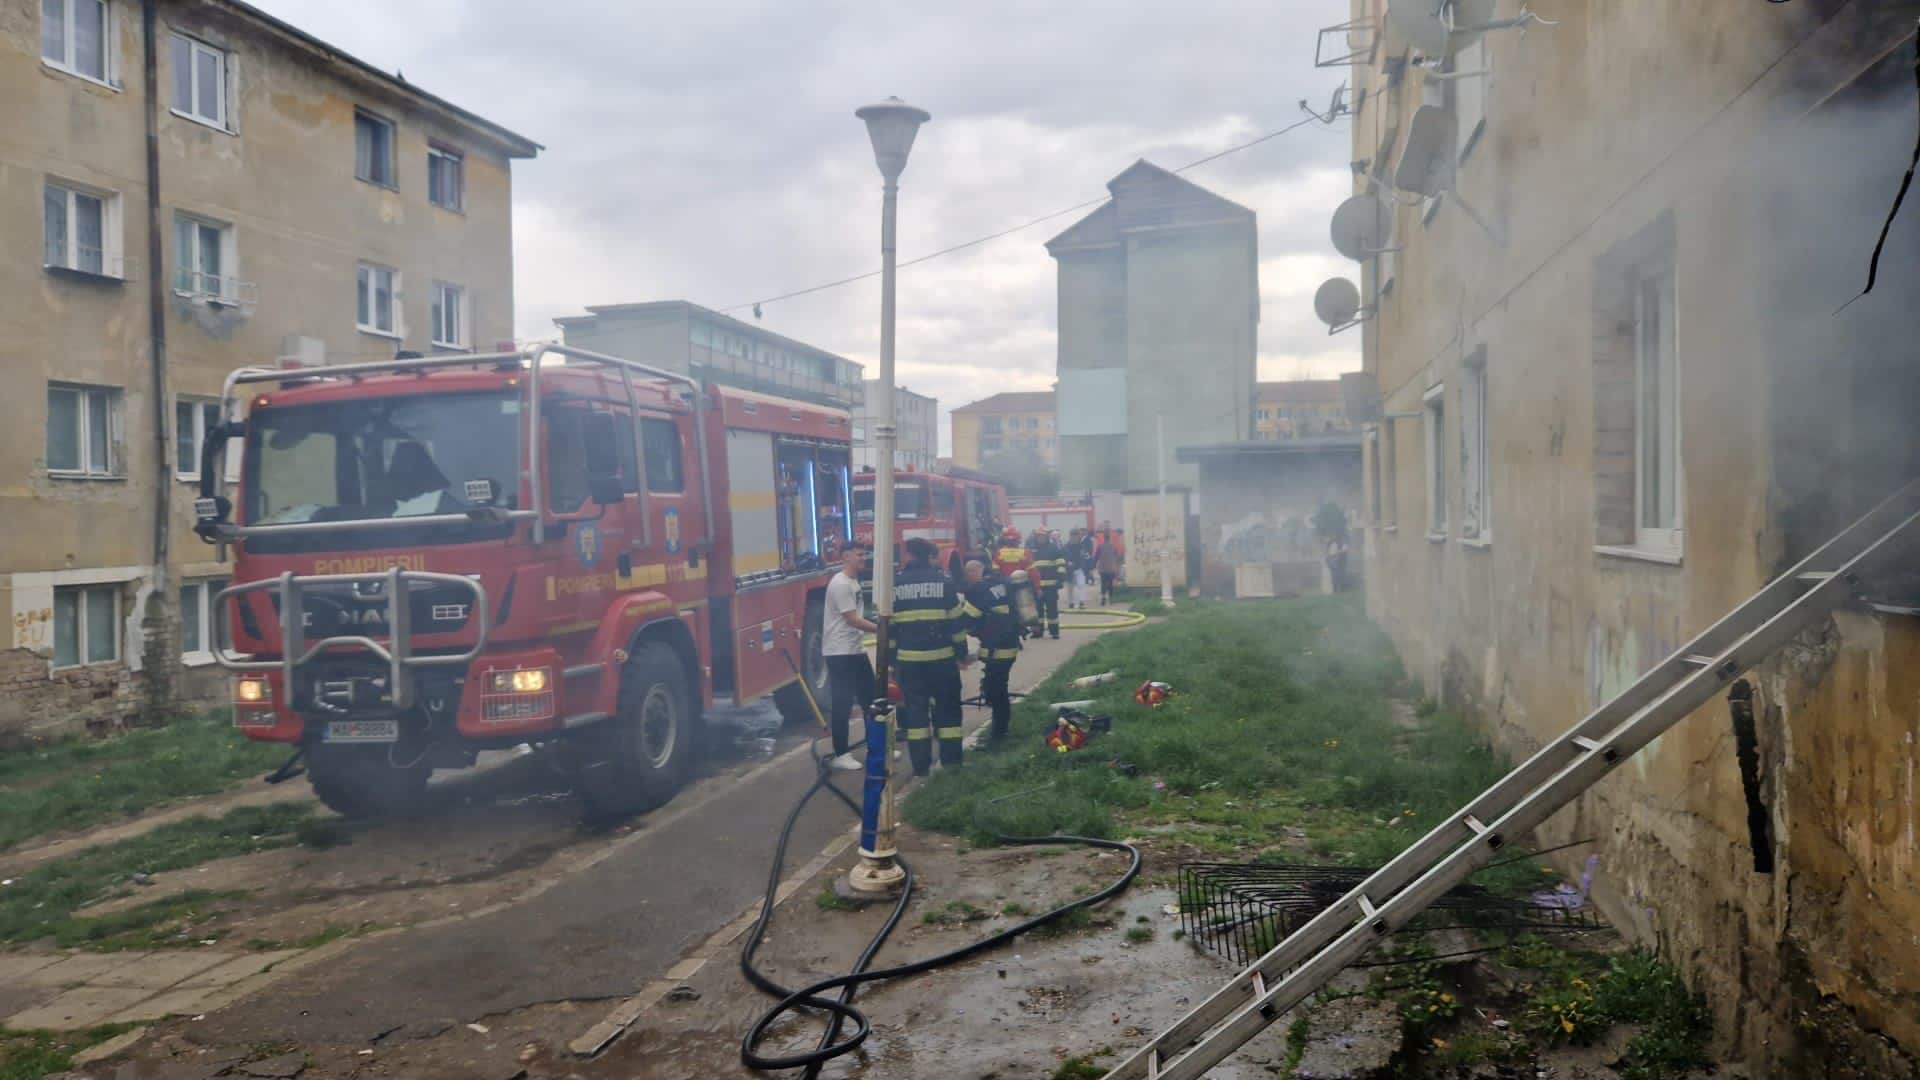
(822, 542, 879, 771)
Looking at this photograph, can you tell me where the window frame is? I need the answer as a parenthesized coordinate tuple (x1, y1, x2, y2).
(174, 396, 221, 481)
(1632, 261, 1682, 552)
(1423, 382, 1447, 539)
(168, 31, 230, 131)
(1459, 351, 1491, 545)
(40, 0, 115, 88)
(430, 281, 468, 349)
(356, 262, 401, 338)
(52, 582, 120, 670)
(1453, 35, 1489, 166)
(640, 417, 686, 494)
(179, 578, 230, 663)
(354, 108, 398, 188)
(43, 179, 122, 279)
(172, 211, 237, 302)
(47, 383, 121, 478)
(427, 144, 465, 211)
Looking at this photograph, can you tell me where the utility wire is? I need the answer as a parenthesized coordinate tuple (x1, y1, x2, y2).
(718, 111, 1327, 316)
(1836, 18, 1920, 314)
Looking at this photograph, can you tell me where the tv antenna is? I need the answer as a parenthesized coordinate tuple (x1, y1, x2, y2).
(1300, 82, 1363, 125)
(1385, 0, 1555, 57)
(1391, 104, 1504, 245)
(1313, 277, 1371, 336)
(1330, 193, 1398, 261)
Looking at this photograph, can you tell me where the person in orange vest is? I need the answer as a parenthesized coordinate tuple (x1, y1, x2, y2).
(993, 526, 1032, 580)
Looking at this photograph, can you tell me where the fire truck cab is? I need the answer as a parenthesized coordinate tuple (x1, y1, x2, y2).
(193, 345, 848, 818)
(852, 463, 1009, 579)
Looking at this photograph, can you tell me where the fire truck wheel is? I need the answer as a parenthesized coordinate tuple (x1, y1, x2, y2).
(306, 745, 430, 820)
(585, 642, 693, 816)
(772, 597, 828, 727)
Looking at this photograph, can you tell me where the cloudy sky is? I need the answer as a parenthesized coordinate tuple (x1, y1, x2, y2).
(255, 0, 1362, 451)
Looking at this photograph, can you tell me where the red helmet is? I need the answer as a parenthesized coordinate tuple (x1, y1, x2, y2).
(1002, 526, 1022, 541)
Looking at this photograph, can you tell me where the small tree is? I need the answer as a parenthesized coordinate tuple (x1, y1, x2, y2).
(1312, 501, 1350, 546)
(981, 448, 1059, 496)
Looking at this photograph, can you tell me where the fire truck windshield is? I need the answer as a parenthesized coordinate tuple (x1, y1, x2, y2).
(243, 390, 522, 551)
(853, 480, 926, 521)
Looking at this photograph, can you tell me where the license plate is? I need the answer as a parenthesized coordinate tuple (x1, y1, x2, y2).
(323, 719, 399, 743)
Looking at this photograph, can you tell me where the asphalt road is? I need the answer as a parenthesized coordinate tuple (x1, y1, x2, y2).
(193, 631, 1099, 1047)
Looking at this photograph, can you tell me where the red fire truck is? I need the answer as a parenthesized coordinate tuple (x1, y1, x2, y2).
(852, 463, 1010, 578)
(193, 345, 850, 818)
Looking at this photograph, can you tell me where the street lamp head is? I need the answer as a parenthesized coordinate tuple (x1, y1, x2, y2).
(856, 97, 931, 182)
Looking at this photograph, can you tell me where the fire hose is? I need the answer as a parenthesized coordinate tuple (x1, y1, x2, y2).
(739, 652, 1141, 1076)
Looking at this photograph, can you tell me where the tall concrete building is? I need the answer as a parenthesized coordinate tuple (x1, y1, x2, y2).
(1045, 161, 1258, 491)
(1350, 0, 1920, 1067)
(2, 0, 538, 742)
(949, 391, 1056, 470)
(852, 381, 936, 472)
(554, 300, 864, 412)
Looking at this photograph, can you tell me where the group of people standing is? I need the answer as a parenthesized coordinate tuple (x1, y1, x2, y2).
(815, 521, 1125, 780)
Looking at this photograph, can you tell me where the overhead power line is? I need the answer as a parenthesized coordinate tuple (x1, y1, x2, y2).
(717, 111, 1327, 316)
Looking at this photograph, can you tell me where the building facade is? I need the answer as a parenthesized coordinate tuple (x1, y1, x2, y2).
(949, 391, 1056, 470)
(1254, 379, 1352, 441)
(1046, 161, 1258, 492)
(554, 301, 864, 412)
(2, 0, 537, 743)
(1350, 0, 1920, 1069)
(852, 381, 936, 472)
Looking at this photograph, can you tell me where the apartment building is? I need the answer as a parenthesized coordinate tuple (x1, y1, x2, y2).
(554, 300, 865, 412)
(1254, 379, 1352, 441)
(1, 0, 538, 742)
(949, 391, 1056, 470)
(852, 381, 936, 472)
(1348, 0, 1920, 1068)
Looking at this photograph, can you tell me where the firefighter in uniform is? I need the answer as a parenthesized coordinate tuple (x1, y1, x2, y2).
(1028, 529, 1065, 639)
(959, 559, 1020, 744)
(993, 526, 1032, 580)
(890, 538, 969, 775)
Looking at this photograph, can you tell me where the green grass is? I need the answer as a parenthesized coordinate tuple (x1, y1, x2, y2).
(0, 710, 286, 851)
(0, 1024, 143, 1080)
(1047, 1055, 1105, 1080)
(0, 803, 316, 950)
(922, 900, 989, 926)
(904, 595, 1547, 899)
(1123, 925, 1153, 944)
(1505, 940, 1711, 1078)
(816, 884, 858, 912)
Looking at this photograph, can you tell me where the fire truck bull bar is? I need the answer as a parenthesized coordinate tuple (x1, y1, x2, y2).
(213, 567, 489, 710)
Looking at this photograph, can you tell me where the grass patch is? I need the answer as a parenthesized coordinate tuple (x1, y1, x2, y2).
(904, 595, 1546, 898)
(922, 900, 989, 926)
(1047, 1055, 1105, 1080)
(816, 884, 858, 912)
(243, 922, 377, 953)
(1509, 942, 1711, 1078)
(0, 803, 315, 950)
(0, 710, 286, 851)
(0, 1023, 142, 1080)
(1124, 925, 1153, 944)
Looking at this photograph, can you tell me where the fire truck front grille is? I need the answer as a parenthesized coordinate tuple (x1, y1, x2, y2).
(268, 581, 477, 639)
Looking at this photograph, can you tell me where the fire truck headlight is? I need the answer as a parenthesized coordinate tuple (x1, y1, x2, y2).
(490, 668, 549, 693)
(234, 677, 269, 704)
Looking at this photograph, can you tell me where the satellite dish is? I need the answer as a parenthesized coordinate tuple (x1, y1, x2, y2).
(1330, 194, 1391, 260)
(1385, 0, 1451, 55)
(1393, 105, 1456, 198)
(1314, 278, 1363, 329)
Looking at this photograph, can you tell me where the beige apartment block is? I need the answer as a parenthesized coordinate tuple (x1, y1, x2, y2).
(1, 0, 538, 741)
(1347, 0, 1920, 1070)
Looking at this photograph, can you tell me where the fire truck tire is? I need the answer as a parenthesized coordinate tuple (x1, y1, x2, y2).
(772, 597, 829, 728)
(306, 745, 430, 820)
(583, 642, 694, 817)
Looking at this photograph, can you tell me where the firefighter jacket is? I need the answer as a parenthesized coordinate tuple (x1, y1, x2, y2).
(960, 574, 1022, 661)
(1028, 539, 1066, 590)
(890, 561, 968, 663)
(993, 543, 1033, 579)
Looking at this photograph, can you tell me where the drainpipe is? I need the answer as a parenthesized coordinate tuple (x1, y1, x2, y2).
(140, 0, 176, 716)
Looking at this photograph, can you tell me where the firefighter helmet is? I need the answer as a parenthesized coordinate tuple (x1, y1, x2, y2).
(1002, 526, 1021, 542)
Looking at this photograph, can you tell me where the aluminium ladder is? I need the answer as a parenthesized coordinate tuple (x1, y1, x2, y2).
(1106, 479, 1920, 1080)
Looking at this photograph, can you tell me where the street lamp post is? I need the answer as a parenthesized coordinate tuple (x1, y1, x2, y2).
(848, 96, 929, 897)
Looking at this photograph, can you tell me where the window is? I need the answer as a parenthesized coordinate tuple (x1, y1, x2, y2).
(431, 281, 466, 347)
(47, 384, 119, 477)
(44, 181, 119, 277)
(354, 109, 396, 186)
(53, 584, 118, 668)
(173, 212, 234, 299)
(179, 578, 229, 658)
(641, 417, 685, 493)
(356, 263, 398, 335)
(169, 33, 227, 129)
(1460, 352, 1490, 541)
(428, 145, 464, 210)
(1424, 383, 1446, 537)
(41, 0, 109, 83)
(175, 397, 221, 480)
(1367, 426, 1383, 525)
(1454, 36, 1488, 164)
(1634, 264, 1680, 548)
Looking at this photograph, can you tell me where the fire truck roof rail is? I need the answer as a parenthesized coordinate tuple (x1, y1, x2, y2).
(227, 344, 698, 392)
